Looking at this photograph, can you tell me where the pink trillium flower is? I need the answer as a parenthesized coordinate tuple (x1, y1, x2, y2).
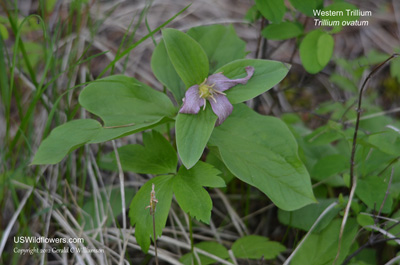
(179, 66, 255, 125)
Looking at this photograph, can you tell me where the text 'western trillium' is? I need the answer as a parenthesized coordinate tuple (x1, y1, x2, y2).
(179, 66, 255, 125)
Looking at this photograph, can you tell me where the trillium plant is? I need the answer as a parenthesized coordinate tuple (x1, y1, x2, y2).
(32, 24, 315, 258)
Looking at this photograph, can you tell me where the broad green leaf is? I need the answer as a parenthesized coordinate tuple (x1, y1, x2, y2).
(173, 170, 213, 223)
(356, 50, 389, 69)
(278, 198, 341, 232)
(105, 130, 177, 175)
(311, 154, 348, 186)
(358, 149, 395, 177)
(357, 214, 374, 228)
(255, 0, 285, 24)
(176, 106, 217, 169)
(262, 21, 303, 40)
(368, 130, 400, 156)
(317, 33, 334, 66)
(216, 59, 290, 104)
(291, 219, 358, 265)
(209, 104, 316, 211)
(289, 0, 322, 16)
(88, 117, 173, 144)
(245, 5, 262, 23)
(356, 176, 393, 214)
(178, 161, 225, 188)
(330, 73, 358, 92)
(129, 175, 174, 253)
(162, 28, 209, 87)
(300, 30, 334, 74)
(180, 241, 230, 265)
(82, 187, 135, 230)
(232, 235, 285, 260)
(304, 122, 344, 145)
(151, 40, 185, 103)
(32, 119, 102, 165)
(187, 24, 246, 73)
(79, 75, 176, 127)
(206, 149, 235, 184)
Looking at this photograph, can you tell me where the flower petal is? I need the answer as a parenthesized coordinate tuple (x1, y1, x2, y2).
(207, 66, 255, 92)
(209, 94, 233, 126)
(179, 85, 204, 114)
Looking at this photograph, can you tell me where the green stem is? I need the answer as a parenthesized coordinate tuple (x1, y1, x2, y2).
(152, 213, 159, 265)
(189, 213, 194, 258)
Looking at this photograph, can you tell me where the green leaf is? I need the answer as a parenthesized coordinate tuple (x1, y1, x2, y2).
(151, 40, 185, 103)
(245, 5, 262, 23)
(216, 59, 290, 104)
(20, 42, 43, 72)
(176, 106, 217, 169)
(300, 30, 334, 74)
(289, 0, 321, 16)
(172, 161, 224, 223)
(317, 33, 334, 67)
(173, 168, 213, 223)
(187, 24, 246, 73)
(356, 176, 393, 214)
(255, 0, 286, 24)
(88, 117, 173, 144)
(209, 104, 316, 211)
(357, 214, 374, 228)
(311, 154, 348, 186)
(45, 0, 58, 12)
(79, 75, 176, 127)
(262, 21, 303, 40)
(105, 130, 177, 175)
(162, 28, 209, 87)
(330, 73, 358, 92)
(129, 175, 174, 253)
(368, 130, 400, 156)
(32, 119, 102, 165)
(178, 161, 225, 188)
(206, 149, 235, 184)
(0, 24, 8, 40)
(180, 242, 230, 265)
(82, 187, 135, 230)
(291, 219, 358, 265)
(278, 199, 341, 232)
(232, 235, 285, 260)
(304, 122, 344, 145)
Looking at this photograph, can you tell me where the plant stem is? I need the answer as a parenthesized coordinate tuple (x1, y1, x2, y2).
(189, 213, 194, 254)
(333, 53, 399, 265)
(152, 213, 159, 265)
